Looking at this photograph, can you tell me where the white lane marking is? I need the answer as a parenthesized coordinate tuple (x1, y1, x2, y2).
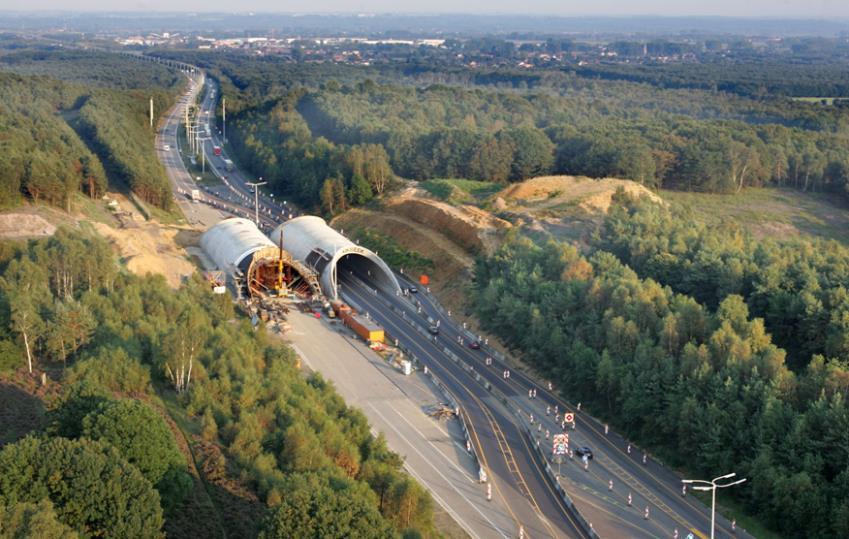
(391, 405, 477, 483)
(369, 403, 511, 539)
(294, 340, 507, 538)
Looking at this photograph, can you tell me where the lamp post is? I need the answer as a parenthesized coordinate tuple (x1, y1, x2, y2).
(246, 180, 267, 226)
(681, 472, 746, 539)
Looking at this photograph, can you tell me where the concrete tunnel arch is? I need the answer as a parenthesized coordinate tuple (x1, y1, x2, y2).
(200, 217, 322, 299)
(269, 216, 401, 300)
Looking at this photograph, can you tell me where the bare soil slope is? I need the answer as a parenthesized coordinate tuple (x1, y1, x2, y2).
(498, 175, 662, 212)
(494, 175, 662, 243)
(389, 187, 512, 254)
(93, 220, 195, 289)
(334, 188, 511, 314)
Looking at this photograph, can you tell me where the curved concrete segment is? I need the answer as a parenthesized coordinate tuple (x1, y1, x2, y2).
(201, 217, 275, 273)
(270, 216, 401, 299)
(201, 217, 322, 298)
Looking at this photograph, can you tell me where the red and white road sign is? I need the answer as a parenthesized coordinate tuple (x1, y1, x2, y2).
(552, 433, 569, 455)
(564, 412, 575, 423)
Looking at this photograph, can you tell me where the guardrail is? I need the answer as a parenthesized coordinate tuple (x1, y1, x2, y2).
(376, 311, 487, 485)
(381, 296, 598, 539)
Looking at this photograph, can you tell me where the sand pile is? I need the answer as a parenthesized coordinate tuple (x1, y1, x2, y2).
(499, 175, 663, 213)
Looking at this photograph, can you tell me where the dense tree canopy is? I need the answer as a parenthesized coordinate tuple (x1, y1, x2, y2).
(594, 195, 849, 371)
(257, 472, 394, 538)
(0, 51, 179, 210)
(205, 60, 849, 212)
(473, 234, 849, 538)
(81, 399, 186, 487)
(0, 499, 78, 539)
(0, 436, 164, 538)
(0, 229, 437, 538)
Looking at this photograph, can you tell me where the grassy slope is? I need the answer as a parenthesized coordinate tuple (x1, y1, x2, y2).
(661, 187, 849, 245)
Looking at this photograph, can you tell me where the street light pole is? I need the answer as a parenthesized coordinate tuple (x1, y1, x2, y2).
(682, 472, 746, 539)
(246, 181, 267, 226)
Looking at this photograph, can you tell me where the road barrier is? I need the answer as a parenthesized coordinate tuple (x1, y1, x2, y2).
(379, 295, 599, 538)
(370, 303, 487, 486)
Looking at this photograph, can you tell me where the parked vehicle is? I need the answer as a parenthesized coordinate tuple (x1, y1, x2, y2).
(575, 446, 593, 460)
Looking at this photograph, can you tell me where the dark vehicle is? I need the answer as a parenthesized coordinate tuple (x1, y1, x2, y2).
(468, 341, 481, 350)
(428, 325, 439, 335)
(575, 446, 593, 460)
(408, 286, 418, 294)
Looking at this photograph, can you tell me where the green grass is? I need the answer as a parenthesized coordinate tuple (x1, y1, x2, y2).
(420, 179, 501, 205)
(351, 228, 434, 273)
(689, 490, 783, 539)
(661, 187, 849, 245)
(791, 97, 837, 105)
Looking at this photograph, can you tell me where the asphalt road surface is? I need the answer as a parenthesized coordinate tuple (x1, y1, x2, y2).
(285, 309, 518, 539)
(341, 273, 590, 538)
(385, 271, 751, 539)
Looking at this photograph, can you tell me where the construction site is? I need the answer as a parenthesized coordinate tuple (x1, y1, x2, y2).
(200, 216, 398, 343)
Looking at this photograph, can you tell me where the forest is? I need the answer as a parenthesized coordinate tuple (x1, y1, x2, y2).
(472, 194, 849, 538)
(0, 230, 436, 538)
(159, 53, 849, 214)
(573, 62, 849, 99)
(0, 50, 178, 210)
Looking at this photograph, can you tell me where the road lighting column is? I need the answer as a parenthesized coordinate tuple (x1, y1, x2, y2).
(246, 180, 267, 226)
(681, 472, 747, 539)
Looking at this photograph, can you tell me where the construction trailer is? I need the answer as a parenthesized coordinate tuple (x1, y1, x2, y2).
(331, 300, 385, 343)
(200, 218, 322, 300)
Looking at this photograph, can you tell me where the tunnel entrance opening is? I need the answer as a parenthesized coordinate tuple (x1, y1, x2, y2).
(269, 216, 401, 300)
(336, 253, 398, 297)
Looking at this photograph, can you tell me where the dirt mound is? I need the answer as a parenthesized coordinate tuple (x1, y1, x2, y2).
(0, 213, 57, 239)
(499, 175, 663, 213)
(333, 208, 475, 316)
(388, 189, 511, 254)
(93, 221, 196, 288)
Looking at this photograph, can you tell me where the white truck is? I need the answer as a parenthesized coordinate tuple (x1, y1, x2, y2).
(190, 189, 201, 201)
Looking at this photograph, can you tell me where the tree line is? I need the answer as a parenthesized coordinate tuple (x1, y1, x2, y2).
(573, 62, 849, 99)
(0, 230, 436, 538)
(230, 77, 849, 209)
(146, 53, 849, 210)
(472, 205, 849, 538)
(593, 195, 849, 371)
(0, 51, 179, 210)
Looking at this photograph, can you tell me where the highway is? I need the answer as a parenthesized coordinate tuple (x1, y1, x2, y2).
(191, 78, 300, 231)
(150, 58, 749, 539)
(153, 63, 294, 230)
(361, 269, 749, 539)
(285, 308, 519, 539)
(341, 272, 590, 538)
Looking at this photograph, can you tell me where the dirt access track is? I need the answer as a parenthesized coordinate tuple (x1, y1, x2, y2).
(333, 187, 512, 312)
(334, 175, 661, 319)
(0, 194, 197, 289)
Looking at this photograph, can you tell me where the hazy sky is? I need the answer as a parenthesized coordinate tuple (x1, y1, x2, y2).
(2, 0, 848, 17)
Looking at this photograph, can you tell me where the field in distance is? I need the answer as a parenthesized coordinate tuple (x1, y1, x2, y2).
(661, 187, 849, 245)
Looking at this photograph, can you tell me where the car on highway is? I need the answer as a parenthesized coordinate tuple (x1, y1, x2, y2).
(574, 446, 593, 460)
(163, 144, 170, 151)
(468, 341, 481, 350)
(408, 286, 418, 294)
(428, 325, 439, 335)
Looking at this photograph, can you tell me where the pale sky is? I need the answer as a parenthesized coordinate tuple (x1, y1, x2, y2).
(2, 0, 848, 17)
